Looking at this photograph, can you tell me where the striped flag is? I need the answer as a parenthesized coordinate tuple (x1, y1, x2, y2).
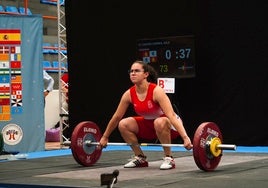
(10, 69, 21, 74)
(0, 70, 9, 74)
(0, 29, 21, 44)
(0, 83, 10, 92)
(0, 93, 10, 98)
(10, 54, 21, 61)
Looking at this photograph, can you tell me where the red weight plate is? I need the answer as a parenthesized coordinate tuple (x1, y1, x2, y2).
(71, 121, 103, 167)
(193, 122, 223, 171)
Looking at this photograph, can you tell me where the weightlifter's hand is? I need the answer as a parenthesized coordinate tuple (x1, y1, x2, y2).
(99, 136, 109, 149)
(182, 136, 193, 150)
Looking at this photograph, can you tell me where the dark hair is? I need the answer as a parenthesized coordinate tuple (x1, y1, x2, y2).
(133, 60, 158, 83)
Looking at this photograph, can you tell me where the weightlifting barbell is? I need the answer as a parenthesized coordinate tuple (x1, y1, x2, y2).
(63, 121, 236, 171)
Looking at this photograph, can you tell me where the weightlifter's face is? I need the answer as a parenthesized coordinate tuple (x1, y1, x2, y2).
(129, 63, 147, 84)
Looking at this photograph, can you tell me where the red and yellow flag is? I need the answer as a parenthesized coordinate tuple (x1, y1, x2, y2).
(0, 29, 21, 44)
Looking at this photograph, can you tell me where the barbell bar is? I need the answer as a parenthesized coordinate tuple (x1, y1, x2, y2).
(64, 121, 237, 171)
(64, 140, 236, 151)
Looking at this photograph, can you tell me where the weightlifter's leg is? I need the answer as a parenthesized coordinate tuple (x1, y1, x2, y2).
(154, 117, 172, 156)
(154, 117, 175, 170)
(118, 117, 148, 168)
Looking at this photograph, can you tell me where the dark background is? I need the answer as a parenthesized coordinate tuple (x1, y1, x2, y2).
(64, 0, 268, 146)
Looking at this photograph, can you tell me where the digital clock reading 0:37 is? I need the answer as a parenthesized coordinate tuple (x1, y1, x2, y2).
(137, 35, 196, 78)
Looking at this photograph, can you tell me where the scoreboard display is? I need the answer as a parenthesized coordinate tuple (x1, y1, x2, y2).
(137, 35, 196, 79)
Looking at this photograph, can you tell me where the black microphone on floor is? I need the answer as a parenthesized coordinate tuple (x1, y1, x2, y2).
(113, 169, 119, 178)
(111, 169, 119, 187)
(100, 169, 119, 188)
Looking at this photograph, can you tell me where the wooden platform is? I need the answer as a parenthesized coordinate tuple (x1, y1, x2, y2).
(45, 142, 64, 150)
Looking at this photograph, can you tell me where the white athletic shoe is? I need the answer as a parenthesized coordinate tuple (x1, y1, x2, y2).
(160, 156, 175, 170)
(124, 155, 148, 168)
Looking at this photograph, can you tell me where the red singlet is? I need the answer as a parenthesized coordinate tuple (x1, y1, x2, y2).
(130, 83, 180, 140)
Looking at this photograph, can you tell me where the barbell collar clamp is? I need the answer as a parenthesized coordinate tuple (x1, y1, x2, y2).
(216, 144, 236, 150)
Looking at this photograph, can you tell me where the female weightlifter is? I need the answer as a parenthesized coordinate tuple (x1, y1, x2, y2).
(99, 60, 193, 170)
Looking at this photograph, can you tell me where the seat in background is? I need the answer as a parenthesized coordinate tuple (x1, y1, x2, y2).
(0, 5, 5, 12)
(43, 43, 54, 54)
(40, 0, 65, 6)
(43, 61, 53, 72)
(5, 6, 19, 14)
(18, 7, 32, 15)
(52, 61, 67, 72)
(53, 43, 67, 54)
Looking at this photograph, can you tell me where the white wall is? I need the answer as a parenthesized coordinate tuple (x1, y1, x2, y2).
(44, 90, 60, 129)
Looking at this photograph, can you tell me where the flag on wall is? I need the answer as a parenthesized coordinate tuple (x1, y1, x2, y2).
(0, 29, 21, 44)
(0, 29, 22, 121)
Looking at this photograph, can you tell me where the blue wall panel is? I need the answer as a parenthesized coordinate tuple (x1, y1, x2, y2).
(0, 15, 44, 152)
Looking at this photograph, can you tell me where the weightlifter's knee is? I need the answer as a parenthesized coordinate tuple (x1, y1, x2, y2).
(154, 117, 170, 132)
(118, 117, 138, 133)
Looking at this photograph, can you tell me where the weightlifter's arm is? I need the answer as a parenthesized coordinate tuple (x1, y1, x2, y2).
(99, 90, 131, 147)
(154, 86, 193, 150)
